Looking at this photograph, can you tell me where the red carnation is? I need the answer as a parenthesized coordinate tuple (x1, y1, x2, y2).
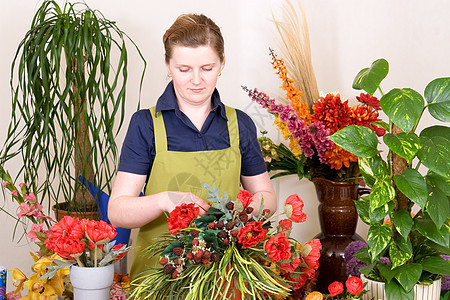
(356, 93, 381, 110)
(45, 236, 85, 260)
(237, 221, 267, 248)
(237, 189, 253, 208)
(346, 276, 364, 295)
(167, 203, 199, 235)
(328, 281, 344, 297)
(265, 232, 291, 262)
(284, 194, 306, 222)
(85, 219, 117, 249)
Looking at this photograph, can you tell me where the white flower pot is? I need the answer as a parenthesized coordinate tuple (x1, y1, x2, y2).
(70, 264, 114, 300)
(361, 274, 441, 300)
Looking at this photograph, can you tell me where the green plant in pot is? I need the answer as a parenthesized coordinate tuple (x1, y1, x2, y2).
(1, 0, 146, 219)
(329, 58, 450, 299)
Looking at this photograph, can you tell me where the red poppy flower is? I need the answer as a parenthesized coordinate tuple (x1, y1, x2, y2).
(284, 194, 306, 222)
(328, 281, 344, 297)
(278, 219, 293, 231)
(346, 276, 364, 295)
(265, 232, 291, 262)
(45, 236, 85, 259)
(237, 189, 253, 208)
(303, 239, 322, 270)
(237, 221, 267, 248)
(167, 203, 199, 235)
(280, 257, 300, 273)
(285, 266, 316, 289)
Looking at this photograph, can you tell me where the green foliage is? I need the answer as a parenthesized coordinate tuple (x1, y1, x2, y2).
(331, 58, 450, 299)
(1, 0, 146, 212)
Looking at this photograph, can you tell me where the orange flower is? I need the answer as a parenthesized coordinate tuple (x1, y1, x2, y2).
(312, 93, 352, 134)
(324, 145, 358, 170)
(305, 291, 323, 300)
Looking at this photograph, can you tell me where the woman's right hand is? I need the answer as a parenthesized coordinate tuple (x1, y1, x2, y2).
(158, 191, 210, 216)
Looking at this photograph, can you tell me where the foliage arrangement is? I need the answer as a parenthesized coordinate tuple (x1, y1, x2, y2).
(243, 49, 385, 182)
(1, 168, 128, 299)
(1, 0, 146, 215)
(304, 276, 366, 300)
(129, 184, 322, 299)
(329, 58, 450, 299)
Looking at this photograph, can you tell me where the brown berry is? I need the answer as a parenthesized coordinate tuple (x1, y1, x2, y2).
(202, 250, 211, 259)
(245, 207, 254, 214)
(195, 249, 204, 258)
(163, 264, 174, 274)
(208, 222, 216, 229)
(230, 230, 239, 237)
(219, 230, 228, 239)
(225, 202, 234, 210)
(173, 247, 183, 256)
(186, 252, 194, 260)
(225, 222, 234, 231)
(159, 257, 169, 265)
(172, 270, 180, 279)
(190, 229, 199, 237)
(194, 256, 202, 263)
(202, 258, 210, 265)
(211, 253, 219, 262)
(223, 238, 229, 246)
(217, 220, 224, 229)
(263, 209, 271, 216)
(192, 238, 199, 246)
(239, 214, 248, 222)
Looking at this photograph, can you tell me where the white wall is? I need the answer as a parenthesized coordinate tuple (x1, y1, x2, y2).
(1, 0, 449, 293)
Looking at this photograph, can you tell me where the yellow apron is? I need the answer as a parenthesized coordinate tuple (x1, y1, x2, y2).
(130, 105, 241, 279)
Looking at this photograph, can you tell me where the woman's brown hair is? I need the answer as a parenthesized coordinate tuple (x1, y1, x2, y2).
(163, 14, 224, 64)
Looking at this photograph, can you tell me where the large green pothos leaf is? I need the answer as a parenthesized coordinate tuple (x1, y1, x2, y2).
(352, 58, 389, 95)
(395, 263, 422, 292)
(393, 235, 413, 254)
(393, 169, 428, 209)
(424, 77, 450, 122)
(329, 125, 379, 158)
(369, 178, 396, 211)
(421, 255, 450, 276)
(355, 196, 370, 225)
(420, 125, 450, 141)
(417, 136, 450, 178)
(383, 132, 421, 162)
(358, 156, 390, 188)
(370, 201, 394, 224)
(385, 279, 413, 300)
(380, 88, 425, 132)
(425, 171, 450, 195)
(389, 241, 412, 269)
(426, 186, 448, 230)
(415, 217, 449, 248)
(392, 210, 414, 239)
(367, 223, 392, 261)
(378, 263, 399, 282)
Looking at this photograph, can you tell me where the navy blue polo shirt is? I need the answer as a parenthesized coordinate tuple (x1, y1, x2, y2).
(118, 82, 267, 179)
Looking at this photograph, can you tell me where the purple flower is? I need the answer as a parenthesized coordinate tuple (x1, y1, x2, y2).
(442, 255, 450, 291)
(344, 241, 367, 263)
(380, 257, 391, 265)
(346, 256, 369, 277)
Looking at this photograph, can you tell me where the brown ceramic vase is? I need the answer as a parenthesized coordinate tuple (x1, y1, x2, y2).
(312, 177, 368, 293)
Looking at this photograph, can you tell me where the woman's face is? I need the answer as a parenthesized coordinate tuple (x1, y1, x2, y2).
(167, 45, 223, 107)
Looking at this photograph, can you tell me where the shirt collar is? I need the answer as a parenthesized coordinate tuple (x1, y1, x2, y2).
(155, 81, 228, 120)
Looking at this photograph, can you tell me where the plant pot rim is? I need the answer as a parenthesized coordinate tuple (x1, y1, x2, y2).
(361, 273, 442, 286)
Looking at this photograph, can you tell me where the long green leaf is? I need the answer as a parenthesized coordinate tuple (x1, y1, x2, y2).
(424, 77, 450, 122)
(329, 125, 379, 158)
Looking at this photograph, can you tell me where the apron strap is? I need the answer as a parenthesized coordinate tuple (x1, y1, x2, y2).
(149, 106, 167, 153)
(224, 105, 239, 149)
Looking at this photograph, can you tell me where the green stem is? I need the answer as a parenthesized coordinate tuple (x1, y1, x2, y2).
(262, 211, 285, 226)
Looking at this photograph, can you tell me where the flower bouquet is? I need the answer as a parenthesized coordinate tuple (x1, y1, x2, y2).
(1, 166, 128, 299)
(243, 49, 386, 183)
(129, 183, 321, 299)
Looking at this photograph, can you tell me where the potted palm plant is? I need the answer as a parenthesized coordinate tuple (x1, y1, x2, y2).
(1, 0, 146, 218)
(329, 58, 449, 300)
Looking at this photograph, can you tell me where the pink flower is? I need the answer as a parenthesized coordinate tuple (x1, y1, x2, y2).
(11, 190, 18, 196)
(19, 183, 27, 189)
(24, 192, 37, 203)
(2, 181, 10, 188)
(17, 202, 33, 218)
(27, 223, 44, 242)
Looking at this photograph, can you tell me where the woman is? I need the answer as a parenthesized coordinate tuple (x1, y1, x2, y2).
(108, 13, 276, 280)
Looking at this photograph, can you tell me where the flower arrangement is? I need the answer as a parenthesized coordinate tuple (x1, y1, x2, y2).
(129, 184, 322, 299)
(1, 167, 128, 299)
(304, 276, 366, 299)
(243, 49, 386, 182)
(329, 58, 450, 299)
